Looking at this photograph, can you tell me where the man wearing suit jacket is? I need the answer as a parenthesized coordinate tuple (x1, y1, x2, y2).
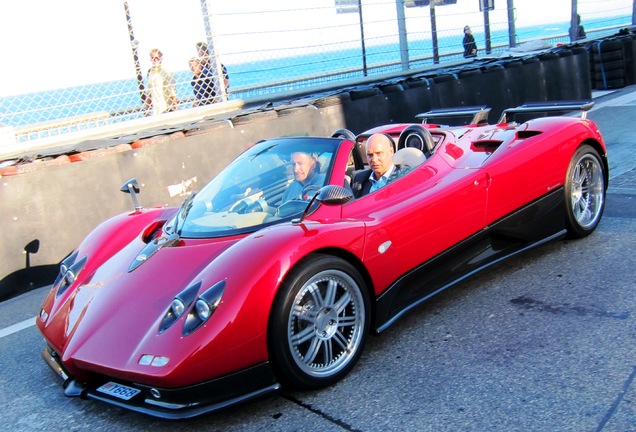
(351, 133, 396, 198)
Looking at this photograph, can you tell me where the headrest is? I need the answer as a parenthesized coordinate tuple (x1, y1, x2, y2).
(393, 147, 426, 168)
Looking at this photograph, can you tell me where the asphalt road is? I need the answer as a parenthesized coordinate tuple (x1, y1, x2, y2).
(1, 86, 635, 432)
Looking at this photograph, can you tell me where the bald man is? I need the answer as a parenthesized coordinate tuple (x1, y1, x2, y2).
(351, 133, 396, 198)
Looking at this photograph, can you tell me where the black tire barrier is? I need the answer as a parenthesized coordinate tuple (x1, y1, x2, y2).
(590, 39, 623, 53)
(590, 38, 626, 90)
(342, 86, 390, 133)
(402, 77, 429, 89)
(594, 69, 625, 81)
(537, 52, 563, 100)
(457, 68, 483, 107)
(592, 59, 624, 73)
(403, 77, 434, 121)
(591, 50, 623, 62)
(479, 64, 507, 122)
(378, 83, 404, 94)
(501, 59, 525, 110)
(430, 73, 463, 109)
(621, 34, 636, 85)
(521, 56, 548, 103)
(598, 78, 626, 90)
(312, 92, 351, 109)
(405, 79, 433, 121)
(381, 81, 432, 123)
(569, 46, 592, 100)
(349, 87, 382, 100)
(230, 110, 279, 126)
(556, 49, 578, 100)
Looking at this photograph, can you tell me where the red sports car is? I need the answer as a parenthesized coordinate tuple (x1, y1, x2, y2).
(36, 101, 608, 418)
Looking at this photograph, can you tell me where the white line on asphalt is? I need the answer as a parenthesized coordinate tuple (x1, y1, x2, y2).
(0, 317, 36, 339)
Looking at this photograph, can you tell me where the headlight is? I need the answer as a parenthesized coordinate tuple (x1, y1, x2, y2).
(170, 298, 186, 318)
(56, 253, 87, 297)
(54, 251, 78, 286)
(158, 282, 201, 334)
(183, 280, 225, 335)
(195, 299, 211, 321)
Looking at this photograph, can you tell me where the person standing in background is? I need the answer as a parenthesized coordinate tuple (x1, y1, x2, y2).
(196, 42, 230, 95)
(189, 57, 216, 106)
(144, 48, 178, 115)
(462, 25, 477, 58)
(575, 14, 586, 40)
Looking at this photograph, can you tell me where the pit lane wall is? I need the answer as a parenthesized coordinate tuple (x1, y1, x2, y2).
(0, 41, 626, 300)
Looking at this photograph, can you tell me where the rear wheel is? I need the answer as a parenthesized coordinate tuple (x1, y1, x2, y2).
(269, 254, 369, 389)
(565, 144, 606, 238)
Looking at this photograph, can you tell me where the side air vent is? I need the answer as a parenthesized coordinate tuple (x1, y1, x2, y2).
(517, 130, 542, 139)
(473, 140, 503, 148)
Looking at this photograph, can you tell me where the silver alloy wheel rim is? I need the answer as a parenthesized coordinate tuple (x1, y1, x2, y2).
(287, 269, 365, 378)
(571, 153, 604, 229)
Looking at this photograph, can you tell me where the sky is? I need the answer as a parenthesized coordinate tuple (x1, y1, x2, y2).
(0, 0, 629, 97)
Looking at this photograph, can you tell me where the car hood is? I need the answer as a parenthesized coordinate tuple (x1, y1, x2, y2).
(39, 232, 242, 380)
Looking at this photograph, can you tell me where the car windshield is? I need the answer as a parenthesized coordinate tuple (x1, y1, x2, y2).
(165, 137, 339, 238)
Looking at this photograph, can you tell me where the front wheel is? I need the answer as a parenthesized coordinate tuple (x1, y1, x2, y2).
(269, 254, 370, 389)
(564, 144, 606, 238)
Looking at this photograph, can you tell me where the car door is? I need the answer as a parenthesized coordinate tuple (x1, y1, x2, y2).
(481, 125, 571, 226)
(340, 158, 489, 298)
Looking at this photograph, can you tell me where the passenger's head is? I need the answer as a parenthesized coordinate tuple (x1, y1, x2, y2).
(464, 25, 471, 34)
(290, 152, 317, 184)
(366, 134, 395, 179)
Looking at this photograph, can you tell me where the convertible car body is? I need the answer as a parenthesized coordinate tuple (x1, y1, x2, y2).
(37, 101, 608, 418)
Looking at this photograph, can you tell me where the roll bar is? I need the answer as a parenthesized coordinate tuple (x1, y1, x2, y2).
(415, 106, 491, 126)
(498, 101, 595, 124)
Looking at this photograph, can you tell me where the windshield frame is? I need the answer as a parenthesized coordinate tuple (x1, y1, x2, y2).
(164, 136, 344, 239)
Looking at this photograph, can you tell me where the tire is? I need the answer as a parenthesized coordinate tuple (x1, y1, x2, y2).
(594, 78, 625, 89)
(590, 40, 623, 53)
(590, 49, 623, 62)
(592, 59, 624, 73)
(564, 145, 606, 238)
(594, 70, 625, 81)
(269, 254, 370, 389)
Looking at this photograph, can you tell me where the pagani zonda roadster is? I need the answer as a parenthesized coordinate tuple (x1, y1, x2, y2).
(37, 101, 607, 418)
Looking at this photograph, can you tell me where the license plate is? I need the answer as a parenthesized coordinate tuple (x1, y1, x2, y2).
(97, 382, 141, 400)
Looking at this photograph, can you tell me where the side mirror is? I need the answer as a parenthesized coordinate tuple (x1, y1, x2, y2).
(120, 178, 142, 211)
(315, 185, 354, 205)
(293, 185, 353, 224)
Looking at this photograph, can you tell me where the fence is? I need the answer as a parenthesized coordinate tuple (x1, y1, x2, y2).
(0, 0, 634, 150)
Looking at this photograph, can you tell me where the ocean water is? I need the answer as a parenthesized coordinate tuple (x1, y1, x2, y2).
(0, 15, 630, 130)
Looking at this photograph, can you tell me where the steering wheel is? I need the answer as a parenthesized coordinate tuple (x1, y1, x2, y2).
(230, 197, 268, 214)
(301, 185, 321, 200)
